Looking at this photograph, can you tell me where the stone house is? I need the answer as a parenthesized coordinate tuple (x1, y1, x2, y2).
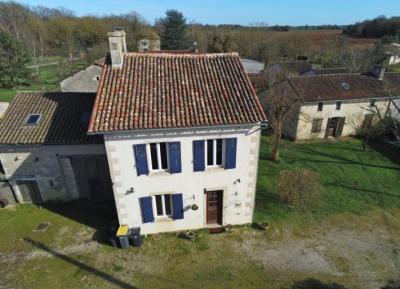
(0, 29, 267, 235)
(270, 71, 400, 141)
(60, 60, 104, 93)
(0, 92, 113, 204)
(86, 29, 267, 234)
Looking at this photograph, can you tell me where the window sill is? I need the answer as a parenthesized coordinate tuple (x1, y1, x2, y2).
(154, 217, 174, 223)
(149, 170, 170, 177)
(205, 166, 225, 173)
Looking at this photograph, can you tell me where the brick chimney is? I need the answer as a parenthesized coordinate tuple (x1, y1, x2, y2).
(108, 27, 127, 69)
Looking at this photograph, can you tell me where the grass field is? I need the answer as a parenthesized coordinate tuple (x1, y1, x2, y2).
(255, 137, 400, 224)
(0, 57, 91, 102)
(0, 137, 399, 289)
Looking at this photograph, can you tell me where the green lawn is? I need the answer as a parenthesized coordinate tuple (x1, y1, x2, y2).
(255, 136, 400, 224)
(1, 137, 400, 289)
(0, 57, 92, 102)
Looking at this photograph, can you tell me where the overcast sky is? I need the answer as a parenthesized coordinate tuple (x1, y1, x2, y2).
(21, 0, 400, 26)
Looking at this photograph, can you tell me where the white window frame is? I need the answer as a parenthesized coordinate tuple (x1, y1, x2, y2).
(152, 194, 173, 218)
(25, 114, 42, 126)
(147, 142, 169, 172)
(205, 139, 225, 168)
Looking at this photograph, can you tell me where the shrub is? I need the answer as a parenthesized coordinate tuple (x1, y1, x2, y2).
(278, 168, 322, 212)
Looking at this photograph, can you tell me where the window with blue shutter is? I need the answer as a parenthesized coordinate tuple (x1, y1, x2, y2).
(168, 142, 182, 174)
(172, 193, 184, 220)
(224, 138, 237, 169)
(134, 144, 149, 176)
(139, 196, 154, 223)
(193, 140, 205, 171)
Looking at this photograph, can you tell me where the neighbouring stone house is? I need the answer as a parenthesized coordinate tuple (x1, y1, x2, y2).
(0, 92, 113, 204)
(269, 70, 400, 141)
(60, 59, 104, 93)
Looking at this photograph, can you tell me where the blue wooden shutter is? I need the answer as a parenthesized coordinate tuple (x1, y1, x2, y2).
(172, 194, 184, 220)
(168, 142, 182, 174)
(193, 140, 205, 172)
(224, 138, 237, 169)
(134, 144, 149, 176)
(139, 196, 154, 223)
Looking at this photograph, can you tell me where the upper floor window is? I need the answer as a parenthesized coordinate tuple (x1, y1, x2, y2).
(206, 139, 224, 167)
(370, 99, 376, 107)
(149, 142, 168, 171)
(153, 194, 172, 218)
(26, 114, 41, 126)
(336, 101, 342, 110)
(317, 102, 323, 111)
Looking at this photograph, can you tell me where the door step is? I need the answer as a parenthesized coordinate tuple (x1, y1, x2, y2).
(208, 226, 226, 234)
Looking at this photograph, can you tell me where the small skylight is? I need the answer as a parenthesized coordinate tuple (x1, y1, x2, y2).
(341, 82, 351, 90)
(26, 114, 41, 126)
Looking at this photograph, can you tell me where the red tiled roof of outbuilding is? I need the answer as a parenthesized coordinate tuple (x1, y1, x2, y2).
(88, 52, 267, 133)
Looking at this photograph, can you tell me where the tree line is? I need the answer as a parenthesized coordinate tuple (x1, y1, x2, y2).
(343, 16, 400, 40)
(0, 1, 154, 60)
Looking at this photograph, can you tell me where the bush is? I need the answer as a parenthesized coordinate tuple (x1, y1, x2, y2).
(278, 168, 322, 212)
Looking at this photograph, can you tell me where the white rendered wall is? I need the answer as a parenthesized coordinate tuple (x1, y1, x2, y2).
(104, 125, 261, 235)
(295, 100, 390, 140)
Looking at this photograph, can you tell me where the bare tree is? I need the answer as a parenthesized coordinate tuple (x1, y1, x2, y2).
(262, 67, 304, 162)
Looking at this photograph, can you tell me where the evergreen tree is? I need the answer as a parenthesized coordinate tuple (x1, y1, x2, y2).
(159, 10, 189, 50)
(0, 31, 29, 88)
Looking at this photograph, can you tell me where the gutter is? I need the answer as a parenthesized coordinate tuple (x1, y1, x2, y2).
(88, 122, 269, 136)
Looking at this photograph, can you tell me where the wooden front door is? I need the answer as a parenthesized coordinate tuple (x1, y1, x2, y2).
(325, 117, 345, 138)
(206, 190, 223, 225)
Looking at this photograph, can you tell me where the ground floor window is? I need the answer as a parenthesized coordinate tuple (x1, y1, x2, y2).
(311, 118, 323, 133)
(16, 180, 42, 203)
(153, 194, 172, 217)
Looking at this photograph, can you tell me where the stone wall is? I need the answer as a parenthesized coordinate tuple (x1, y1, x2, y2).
(0, 144, 106, 202)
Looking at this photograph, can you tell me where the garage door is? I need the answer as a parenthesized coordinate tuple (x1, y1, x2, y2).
(70, 155, 113, 203)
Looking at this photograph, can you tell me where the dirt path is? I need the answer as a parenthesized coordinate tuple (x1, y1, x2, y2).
(237, 210, 400, 289)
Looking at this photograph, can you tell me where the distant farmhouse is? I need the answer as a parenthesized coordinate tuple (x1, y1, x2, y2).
(0, 29, 267, 234)
(268, 67, 400, 140)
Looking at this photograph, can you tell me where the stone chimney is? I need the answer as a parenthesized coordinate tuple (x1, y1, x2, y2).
(370, 64, 385, 80)
(192, 42, 199, 53)
(108, 27, 127, 69)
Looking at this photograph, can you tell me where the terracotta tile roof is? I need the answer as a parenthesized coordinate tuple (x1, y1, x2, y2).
(288, 74, 394, 103)
(89, 52, 266, 133)
(270, 61, 313, 76)
(0, 92, 102, 145)
(383, 72, 400, 95)
(312, 68, 350, 75)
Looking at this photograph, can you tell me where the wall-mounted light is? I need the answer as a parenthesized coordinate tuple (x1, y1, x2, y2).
(234, 178, 241, 185)
(126, 187, 134, 195)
